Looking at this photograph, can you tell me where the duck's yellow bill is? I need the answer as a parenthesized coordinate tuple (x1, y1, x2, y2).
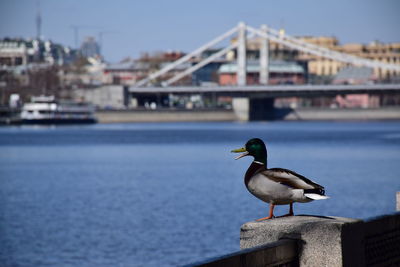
(231, 147, 249, 160)
(231, 147, 246, 153)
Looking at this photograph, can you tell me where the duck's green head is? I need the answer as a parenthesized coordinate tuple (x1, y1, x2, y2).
(231, 138, 267, 165)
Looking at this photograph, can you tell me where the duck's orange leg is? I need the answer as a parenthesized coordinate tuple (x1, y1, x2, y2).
(256, 204, 275, 221)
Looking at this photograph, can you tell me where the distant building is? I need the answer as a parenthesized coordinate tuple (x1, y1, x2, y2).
(103, 51, 193, 86)
(0, 38, 78, 99)
(191, 61, 222, 85)
(333, 66, 375, 85)
(191, 49, 230, 85)
(245, 36, 300, 62)
(0, 38, 77, 67)
(72, 85, 126, 109)
(218, 60, 305, 85)
(80, 37, 101, 59)
(0, 40, 28, 66)
(297, 37, 400, 81)
(103, 60, 141, 85)
(245, 35, 400, 82)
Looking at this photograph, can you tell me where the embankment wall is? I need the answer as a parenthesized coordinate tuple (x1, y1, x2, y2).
(95, 107, 400, 123)
(95, 109, 236, 123)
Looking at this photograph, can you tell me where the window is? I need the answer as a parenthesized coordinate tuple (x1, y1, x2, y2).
(0, 57, 12, 66)
(15, 57, 23, 65)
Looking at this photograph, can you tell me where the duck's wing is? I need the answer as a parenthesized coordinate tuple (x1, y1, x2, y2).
(261, 168, 324, 190)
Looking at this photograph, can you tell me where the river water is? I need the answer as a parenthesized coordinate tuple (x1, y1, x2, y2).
(1, 121, 400, 266)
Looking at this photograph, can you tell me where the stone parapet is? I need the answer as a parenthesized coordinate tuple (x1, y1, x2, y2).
(241, 215, 363, 267)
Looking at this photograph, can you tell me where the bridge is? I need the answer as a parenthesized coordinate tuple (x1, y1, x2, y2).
(129, 84, 400, 120)
(128, 22, 400, 120)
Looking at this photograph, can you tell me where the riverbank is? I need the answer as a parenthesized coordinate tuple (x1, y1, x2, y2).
(95, 107, 400, 123)
(284, 107, 400, 121)
(95, 109, 237, 123)
(2, 107, 399, 125)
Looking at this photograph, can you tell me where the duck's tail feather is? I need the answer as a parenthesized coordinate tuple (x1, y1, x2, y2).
(304, 188, 329, 200)
(304, 193, 329, 200)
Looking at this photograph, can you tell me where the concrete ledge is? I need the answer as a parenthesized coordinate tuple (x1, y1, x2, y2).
(187, 213, 399, 267)
(240, 215, 363, 267)
(187, 239, 298, 267)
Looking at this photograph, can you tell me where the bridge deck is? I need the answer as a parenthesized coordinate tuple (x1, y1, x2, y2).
(129, 84, 400, 97)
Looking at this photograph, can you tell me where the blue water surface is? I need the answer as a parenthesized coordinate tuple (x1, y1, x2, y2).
(1, 121, 400, 266)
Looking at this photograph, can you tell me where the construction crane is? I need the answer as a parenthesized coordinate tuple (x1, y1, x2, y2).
(97, 31, 118, 56)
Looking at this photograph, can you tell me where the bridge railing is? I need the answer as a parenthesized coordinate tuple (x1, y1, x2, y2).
(186, 239, 298, 267)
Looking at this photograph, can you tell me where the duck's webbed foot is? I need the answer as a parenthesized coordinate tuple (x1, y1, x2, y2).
(256, 203, 275, 221)
(256, 215, 275, 221)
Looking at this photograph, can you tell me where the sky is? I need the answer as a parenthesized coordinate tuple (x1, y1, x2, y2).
(1, 0, 399, 63)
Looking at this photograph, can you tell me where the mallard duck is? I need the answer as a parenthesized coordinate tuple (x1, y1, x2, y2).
(232, 138, 328, 221)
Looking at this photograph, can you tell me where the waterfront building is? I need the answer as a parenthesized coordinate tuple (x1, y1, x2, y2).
(218, 60, 305, 85)
(103, 59, 139, 85)
(298, 37, 400, 81)
(72, 85, 126, 109)
(245, 35, 400, 82)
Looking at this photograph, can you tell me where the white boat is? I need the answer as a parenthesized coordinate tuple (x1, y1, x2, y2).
(21, 96, 97, 124)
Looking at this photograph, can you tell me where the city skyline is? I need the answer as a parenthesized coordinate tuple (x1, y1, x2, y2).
(1, 0, 399, 63)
